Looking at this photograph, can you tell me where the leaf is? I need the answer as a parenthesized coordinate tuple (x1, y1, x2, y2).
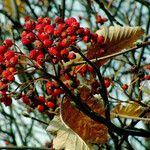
(3, 0, 25, 19)
(87, 26, 144, 66)
(112, 102, 144, 117)
(60, 85, 108, 145)
(47, 116, 94, 150)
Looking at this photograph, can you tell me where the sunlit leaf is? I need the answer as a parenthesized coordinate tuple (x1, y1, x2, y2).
(47, 116, 94, 150)
(112, 102, 143, 117)
(87, 26, 144, 66)
(60, 85, 108, 145)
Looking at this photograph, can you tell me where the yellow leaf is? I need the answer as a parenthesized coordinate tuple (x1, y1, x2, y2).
(112, 102, 144, 117)
(47, 116, 95, 150)
(3, 0, 25, 18)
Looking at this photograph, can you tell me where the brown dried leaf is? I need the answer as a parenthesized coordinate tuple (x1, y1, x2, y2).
(87, 26, 144, 66)
(60, 85, 108, 145)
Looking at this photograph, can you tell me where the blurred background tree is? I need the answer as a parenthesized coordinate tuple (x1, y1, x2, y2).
(0, 0, 149, 149)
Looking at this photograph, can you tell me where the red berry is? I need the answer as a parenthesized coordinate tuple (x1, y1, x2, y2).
(64, 74, 70, 80)
(3, 39, 13, 47)
(54, 16, 63, 24)
(21, 31, 28, 37)
(44, 25, 54, 34)
(2, 70, 12, 78)
(35, 23, 44, 33)
(37, 33, 49, 41)
(104, 78, 111, 88)
(96, 15, 102, 24)
(24, 19, 35, 30)
(48, 47, 59, 56)
(26, 32, 35, 42)
(8, 56, 18, 67)
(46, 81, 54, 94)
(37, 17, 44, 24)
(68, 52, 76, 59)
(66, 27, 75, 35)
(61, 31, 67, 38)
(70, 35, 77, 42)
(65, 17, 77, 26)
(37, 96, 45, 102)
(43, 39, 53, 48)
(72, 21, 80, 28)
(22, 95, 30, 104)
(3, 96, 12, 106)
(122, 84, 128, 90)
(36, 54, 45, 65)
(34, 40, 43, 49)
(91, 33, 98, 42)
(7, 74, 14, 82)
(88, 65, 94, 72)
(53, 88, 63, 96)
(0, 55, 4, 63)
(21, 36, 31, 45)
(84, 28, 90, 35)
(0, 82, 8, 92)
(53, 29, 61, 36)
(46, 101, 55, 109)
(43, 17, 51, 25)
(4, 50, 15, 60)
(60, 49, 69, 57)
(61, 38, 70, 48)
(0, 45, 7, 54)
(77, 27, 84, 35)
(97, 36, 104, 44)
(37, 105, 45, 112)
(29, 49, 38, 59)
(82, 35, 89, 43)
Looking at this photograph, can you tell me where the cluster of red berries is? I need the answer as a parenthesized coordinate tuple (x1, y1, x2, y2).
(22, 93, 55, 112)
(96, 15, 108, 24)
(20, 80, 64, 112)
(46, 80, 64, 96)
(0, 16, 106, 111)
(21, 16, 105, 66)
(74, 64, 95, 77)
(0, 39, 19, 106)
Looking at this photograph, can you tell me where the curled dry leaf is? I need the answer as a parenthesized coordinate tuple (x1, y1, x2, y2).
(47, 116, 94, 150)
(112, 102, 144, 117)
(60, 85, 108, 145)
(87, 26, 144, 66)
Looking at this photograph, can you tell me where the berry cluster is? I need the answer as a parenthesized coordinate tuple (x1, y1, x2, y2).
(96, 15, 108, 24)
(21, 16, 105, 66)
(0, 40, 18, 106)
(22, 93, 55, 112)
(0, 16, 106, 113)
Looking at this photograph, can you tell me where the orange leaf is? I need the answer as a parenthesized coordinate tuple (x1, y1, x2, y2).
(60, 86, 108, 145)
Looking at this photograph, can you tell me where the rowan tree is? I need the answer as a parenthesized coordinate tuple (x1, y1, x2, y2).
(0, 0, 150, 150)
